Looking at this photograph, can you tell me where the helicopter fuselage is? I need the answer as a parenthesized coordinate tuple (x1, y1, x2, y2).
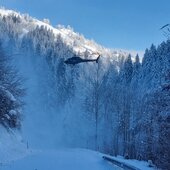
(64, 56, 100, 65)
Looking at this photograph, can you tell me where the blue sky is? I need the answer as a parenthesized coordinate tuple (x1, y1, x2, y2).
(0, 0, 170, 53)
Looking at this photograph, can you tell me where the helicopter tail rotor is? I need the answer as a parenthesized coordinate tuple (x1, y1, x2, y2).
(96, 55, 100, 63)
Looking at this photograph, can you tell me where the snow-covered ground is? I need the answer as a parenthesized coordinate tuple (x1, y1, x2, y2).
(1, 148, 122, 170)
(0, 125, 29, 163)
(0, 123, 120, 170)
(0, 124, 155, 170)
(0, 125, 153, 170)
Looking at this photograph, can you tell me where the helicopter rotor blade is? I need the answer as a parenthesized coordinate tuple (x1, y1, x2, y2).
(160, 24, 170, 30)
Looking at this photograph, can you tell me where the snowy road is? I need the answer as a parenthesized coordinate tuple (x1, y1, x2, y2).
(1, 149, 121, 170)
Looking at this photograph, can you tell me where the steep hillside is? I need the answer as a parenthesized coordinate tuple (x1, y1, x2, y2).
(0, 8, 129, 61)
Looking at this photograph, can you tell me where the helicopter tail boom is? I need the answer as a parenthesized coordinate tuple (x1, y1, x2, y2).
(96, 55, 100, 63)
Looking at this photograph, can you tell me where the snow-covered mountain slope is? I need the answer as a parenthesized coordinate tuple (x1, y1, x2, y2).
(0, 7, 130, 61)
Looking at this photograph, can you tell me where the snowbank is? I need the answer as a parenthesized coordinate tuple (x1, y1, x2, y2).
(103, 155, 156, 170)
(0, 125, 30, 164)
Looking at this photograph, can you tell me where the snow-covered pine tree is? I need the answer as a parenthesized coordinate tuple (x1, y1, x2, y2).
(118, 54, 133, 157)
(0, 42, 25, 129)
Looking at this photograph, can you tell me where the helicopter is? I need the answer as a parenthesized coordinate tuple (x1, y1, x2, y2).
(64, 53, 100, 65)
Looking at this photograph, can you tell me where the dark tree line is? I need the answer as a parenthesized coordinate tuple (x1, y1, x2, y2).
(82, 42, 170, 170)
(0, 43, 25, 128)
(114, 42, 170, 169)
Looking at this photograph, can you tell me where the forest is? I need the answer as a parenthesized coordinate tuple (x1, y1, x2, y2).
(0, 11, 169, 170)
